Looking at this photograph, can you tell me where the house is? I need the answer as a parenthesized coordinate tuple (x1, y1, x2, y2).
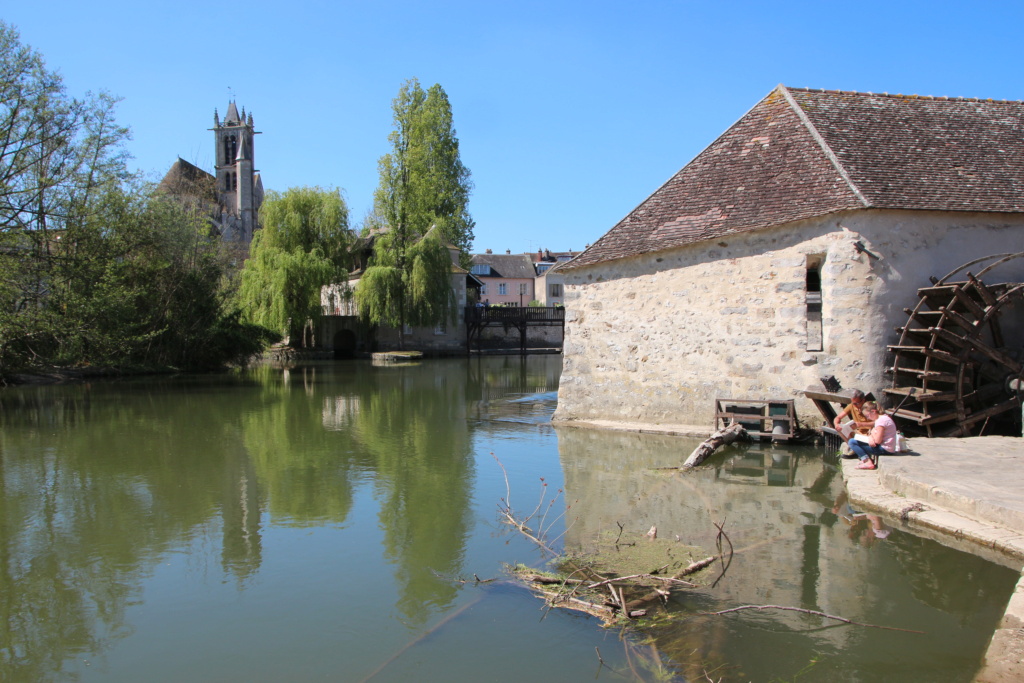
(533, 248, 579, 306)
(470, 251, 537, 306)
(553, 85, 1024, 432)
(320, 231, 482, 356)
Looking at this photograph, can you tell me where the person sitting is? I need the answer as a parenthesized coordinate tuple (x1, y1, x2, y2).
(847, 401, 897, 470)
(833, 389, 872, 439)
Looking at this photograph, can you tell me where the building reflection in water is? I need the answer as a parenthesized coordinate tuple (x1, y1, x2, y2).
(555, 425, 1017, 681)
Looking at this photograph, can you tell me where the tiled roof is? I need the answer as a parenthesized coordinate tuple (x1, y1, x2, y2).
(157, 158, 217, 201)
(567, 86, 1024, 269)
(470, 253, 537, 278)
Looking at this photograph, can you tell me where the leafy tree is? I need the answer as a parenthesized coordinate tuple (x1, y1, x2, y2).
(0, 22, 274, 374)
(355, 79, 473, 347)
(47, 182, 275, 369)
(0, 22, 134, 370)
(237, 187, 353, 347)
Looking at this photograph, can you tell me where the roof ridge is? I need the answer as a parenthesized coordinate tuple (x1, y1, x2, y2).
(785, 86, 1024, 105)
(779, 85, 870, 208)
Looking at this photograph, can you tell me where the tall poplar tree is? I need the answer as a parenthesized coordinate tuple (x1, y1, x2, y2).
(356, 79, 473, 347)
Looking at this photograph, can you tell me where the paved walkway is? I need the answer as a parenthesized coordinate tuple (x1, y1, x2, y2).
(841, 436, 1024, 683)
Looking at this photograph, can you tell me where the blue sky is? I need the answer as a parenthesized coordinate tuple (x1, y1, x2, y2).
(4, 1, 1022, 254)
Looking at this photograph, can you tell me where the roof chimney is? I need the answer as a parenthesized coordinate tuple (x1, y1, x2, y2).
(485, 248, 492, 254)
(506, 249, 510, 254)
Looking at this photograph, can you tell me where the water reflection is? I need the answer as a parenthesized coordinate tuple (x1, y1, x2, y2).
(0, 356, 1013, 683)
(0, 358, 565, 681)
(556, 427, 1018, 682)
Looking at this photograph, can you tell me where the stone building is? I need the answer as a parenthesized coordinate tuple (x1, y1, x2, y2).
(553, 86, 1024, 431)
(159, 101, 264, 245)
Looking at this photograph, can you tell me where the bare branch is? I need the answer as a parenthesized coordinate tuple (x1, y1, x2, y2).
(696, 604, 926, 634)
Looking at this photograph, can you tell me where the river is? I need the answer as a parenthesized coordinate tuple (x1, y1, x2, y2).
(0, 356, 1016, 681)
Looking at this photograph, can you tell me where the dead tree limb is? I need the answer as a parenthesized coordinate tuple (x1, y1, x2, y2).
(696, 604, 926, 634)
(682, 422, 750, 470)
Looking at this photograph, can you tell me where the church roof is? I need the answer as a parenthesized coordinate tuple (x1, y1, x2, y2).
(567, 86, 1024, 270)
(157, 157, 217, 200)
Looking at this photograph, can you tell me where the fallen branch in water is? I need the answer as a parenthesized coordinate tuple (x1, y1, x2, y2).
(710, 520, 733, 589)
(681, 422, 750, 470)
(695, 604, 926, 634)
(359, 594, 484, 682)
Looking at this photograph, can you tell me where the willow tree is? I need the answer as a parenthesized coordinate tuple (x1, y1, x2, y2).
(237, 187, 352, 347)
(355, 79, 472, 347)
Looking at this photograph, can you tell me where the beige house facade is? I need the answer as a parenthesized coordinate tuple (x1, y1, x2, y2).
(320, 235, 480, 356)
(554, 86, 1024, 432)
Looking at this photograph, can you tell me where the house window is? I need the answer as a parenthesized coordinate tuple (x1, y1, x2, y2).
(806, 255, 824, 352)
(498, 283, 507, 295)
(549, 284, 562, 297)
(471, 264, 490, 275)
(519, 283, 528, 296)
(434, 321, 446, 335)
(480, 284, 487, 295)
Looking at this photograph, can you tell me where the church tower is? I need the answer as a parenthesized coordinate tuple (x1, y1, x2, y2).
(212, 102, 263, 243)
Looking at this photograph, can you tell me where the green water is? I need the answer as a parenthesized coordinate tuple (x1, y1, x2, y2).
(0, 356, 1017, 682)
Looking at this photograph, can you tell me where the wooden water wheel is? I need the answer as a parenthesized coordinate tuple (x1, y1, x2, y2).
(887, 253, 1024, 437)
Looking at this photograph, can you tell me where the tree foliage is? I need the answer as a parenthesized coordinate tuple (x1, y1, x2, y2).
(356, 79, 472, 345)
(237, 187, 353, 346)
(0, 22, 275, 375)
(372, 79, 474, 254)
(356, 228, 456, 335)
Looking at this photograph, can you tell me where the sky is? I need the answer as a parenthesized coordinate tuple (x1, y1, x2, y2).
(4, 1, 1022, 255)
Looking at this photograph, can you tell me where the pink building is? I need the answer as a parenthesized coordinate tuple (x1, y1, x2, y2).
(470, 250, 536, 306)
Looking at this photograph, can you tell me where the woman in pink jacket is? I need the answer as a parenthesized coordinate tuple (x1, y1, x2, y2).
(846, 401, 897, 470)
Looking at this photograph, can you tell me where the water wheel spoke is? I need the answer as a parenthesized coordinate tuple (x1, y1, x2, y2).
(939, 306, 982, 333)
(961, 382, 1009, 406)
(889, 366, 958, 383)
(951, 284, 988, 321)
(958, 396, 1022, 429)
(903, 308, 943, 327)
(932, 327, 1022, 375)
(967, 273, 998, 307)
(888, 345, 960, 367)
(896, 407, 961, 426)
(883, 387, 957, 402)
(922, 347, 961, 366)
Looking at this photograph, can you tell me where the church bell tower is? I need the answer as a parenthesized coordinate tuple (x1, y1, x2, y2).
(212, 102, 263, 243)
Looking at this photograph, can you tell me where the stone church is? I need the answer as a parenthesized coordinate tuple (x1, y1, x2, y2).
(159, 101, 264, 244)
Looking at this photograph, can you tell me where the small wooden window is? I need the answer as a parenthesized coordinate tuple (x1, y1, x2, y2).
(806, 255, 824, 352)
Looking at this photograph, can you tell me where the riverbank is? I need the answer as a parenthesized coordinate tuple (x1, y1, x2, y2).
(840, 437, 1024, 683)
(1, 366, 181, 386)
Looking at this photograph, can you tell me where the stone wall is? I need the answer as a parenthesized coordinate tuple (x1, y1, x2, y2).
(319, 272, 472, 354)
(475, 322, 564, 349)
(554, 210, 1024, 429)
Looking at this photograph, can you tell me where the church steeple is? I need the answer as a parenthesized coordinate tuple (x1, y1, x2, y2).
(211, 99, 262, 244)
